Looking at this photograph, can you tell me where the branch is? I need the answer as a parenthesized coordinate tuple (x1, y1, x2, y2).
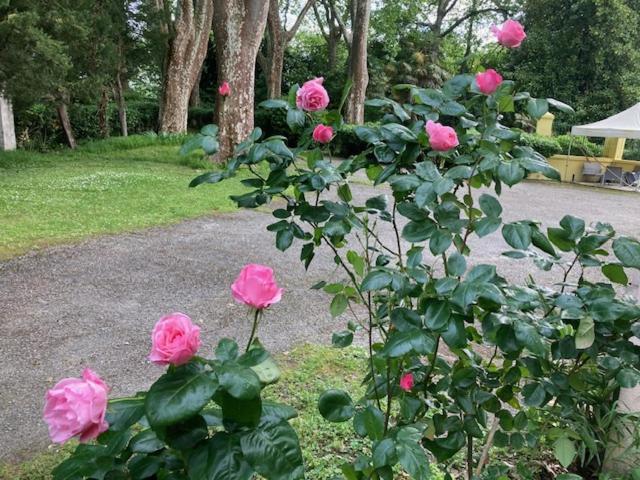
(285, 0, 317, 42)
(440, 7, 508, 37)
(313, 2, 330, 42)
(328, 0, 351, 47)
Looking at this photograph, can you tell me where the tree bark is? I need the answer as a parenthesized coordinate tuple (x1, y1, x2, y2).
(98, 87, 110, 138)
(344, 0, 370, 124)
(263, 0, 316, 99)
(213, 0, 269, 162)
(189, 67, 203, 108)
(57, 101, 76, 149)
(115, 69, 128, 137)
(158, 0, 214, 133)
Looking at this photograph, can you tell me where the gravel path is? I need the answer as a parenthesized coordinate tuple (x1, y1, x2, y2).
(1, 180, 639, 461)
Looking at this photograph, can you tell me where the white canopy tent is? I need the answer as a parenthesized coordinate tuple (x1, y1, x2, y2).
(571, 102, 640, 139)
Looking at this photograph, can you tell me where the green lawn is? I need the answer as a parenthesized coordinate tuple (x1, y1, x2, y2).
(0, 135, 246, 259)
(0, 345, 369, 480)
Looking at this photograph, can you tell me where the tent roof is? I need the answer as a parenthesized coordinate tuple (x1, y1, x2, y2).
(571, 103, 640, 139)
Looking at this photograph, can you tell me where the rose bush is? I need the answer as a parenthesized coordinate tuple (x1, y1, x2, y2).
(46, 266, 304, 480)
(186, 24, 640, 478)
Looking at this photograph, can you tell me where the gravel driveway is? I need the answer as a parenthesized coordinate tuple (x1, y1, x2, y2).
(1, 180, 639, 461)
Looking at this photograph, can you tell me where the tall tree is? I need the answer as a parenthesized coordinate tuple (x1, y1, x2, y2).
(510, 0, 640, 129)
(212, 0, 269, 161)
(157, 0, 214, 133)
(313, 0, 345, 71)
(258, 0, 316, 98)
(344, 0, 370, 124)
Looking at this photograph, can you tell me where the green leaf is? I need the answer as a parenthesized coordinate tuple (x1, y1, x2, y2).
(165, 414, 208, 450)
(180, 134, 203, 156)
(502, 223, 532, 250)
(617, 369, 640, 388)
(554, 437, 577, 468)
(276, 228, 294, 252)
(219, 391, 262, 428)
(403, 219, 436, 242)
(188, 432, 254, 480)
(240, 419, 305, 480)
(447, 253, 467, 277)
(189, 171, 224, 188)
(318, 389, 355, 422)
(145, 364, 217, 428)
(259, 99, 288, 109)
(361, 270, 393, 291)
(613, 237, 640, 268)
(353, 405, 385, 441)
(382, 329, 436, 357)
(330, 293, 348, 317)
(396, 427, 431, 480)
(479, 194, 502, 217)
(286, 109, 306, 130)
(425, 300, 451, 331)
(106, 396, 145, 431)
(527, 98, 549, 119)
(522, 382, 547, 407)
(219, 364, 262, 400)
(575, 316, 595, 349)
(372, 438, 397, 468)
(129, 429, 164, 454)
(332, 330, 354, 348)
(547, 98, 575, 114)
(200, 124, 219, 137)
(602, 263, 629, 285)
(498, 162, 525, 187)
(548, 227, 575, 251)
(216, 338, 239, 362)
(201, 136, 220, 155)
(475, 216, 502, 238)
(515, 321, 545, 356)
(430, 229, 452, 255)
(128, 454, 162, 479)
(560, 215, 585, 240)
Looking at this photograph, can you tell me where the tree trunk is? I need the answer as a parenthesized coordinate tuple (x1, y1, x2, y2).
(189, 67, 202, 108)
(115, 69, 128, 137)
(57, 101, 76, 149)
(213, 0, 269, 162)
(158, 0, 214, 133)
(344, 0, 370, 124)
(98, 88, 110, 138)
(266, 43, 285, 98)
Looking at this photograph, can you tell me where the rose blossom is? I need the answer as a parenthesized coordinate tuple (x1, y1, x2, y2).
(231, 264, 283, 309)
(43, 368, 109, 444)
(491, 19, 526, 48)
(218, 81, 231, 96)
(399, 373, 414, 392)
(149, 313, 201, 366)
(312, 124, 334, 144)
(475, 69, 503, 95)
(425, 120, 459, 152)
(296, 77, 330, 112)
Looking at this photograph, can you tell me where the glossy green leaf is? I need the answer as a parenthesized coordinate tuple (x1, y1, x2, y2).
(318, 389, 355, 422)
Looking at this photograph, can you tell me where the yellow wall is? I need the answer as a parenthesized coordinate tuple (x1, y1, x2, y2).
(530, 155, 640, 182)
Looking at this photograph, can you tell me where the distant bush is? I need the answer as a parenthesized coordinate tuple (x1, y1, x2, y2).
(519, 132, 561, 157)
(556, 134, 603, 157)
(332, 123, 379, 158)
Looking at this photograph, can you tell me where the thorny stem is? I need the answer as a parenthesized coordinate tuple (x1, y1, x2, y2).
(467, 434, 474, 480)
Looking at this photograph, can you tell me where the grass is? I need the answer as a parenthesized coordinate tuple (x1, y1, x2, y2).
(0, 134, 248, 259)
(0, 344, 368, 480)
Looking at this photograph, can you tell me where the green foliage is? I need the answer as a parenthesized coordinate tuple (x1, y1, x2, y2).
(190, 75, 640, 479)
(53, 339, 305, 480)
(556, 134, 603, 157)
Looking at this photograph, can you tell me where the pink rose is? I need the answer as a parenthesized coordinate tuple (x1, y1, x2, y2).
(399, 373, 414, 392)
(43, 368, 109, 444)
(491, 19, 526, 48)
(475, 69, 503, 95)
(231, 264, 283, 309)
(312, 124, 334, 144)
(296, 77, 330, 112)
(149, 313, 201, 366)
(218, 81, 231, 97)
(425, 120, 459, 152)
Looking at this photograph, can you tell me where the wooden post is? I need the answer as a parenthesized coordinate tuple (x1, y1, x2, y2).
(0, 95, 16, 150)
(535, 112, 555, 137)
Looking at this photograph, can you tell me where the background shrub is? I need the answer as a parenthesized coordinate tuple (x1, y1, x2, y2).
(519, 132, 562, 158)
